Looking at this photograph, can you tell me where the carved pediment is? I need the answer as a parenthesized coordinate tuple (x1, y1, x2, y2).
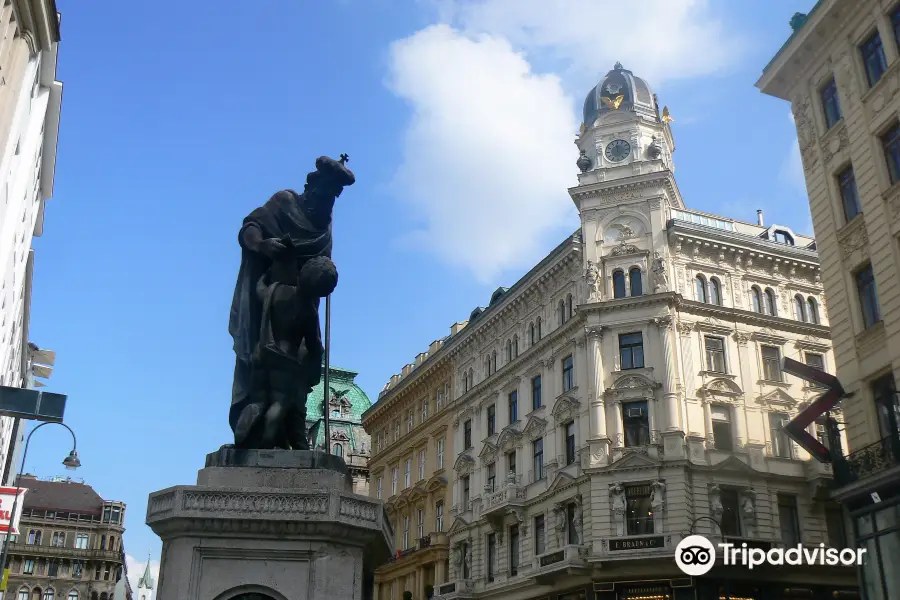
(453, 453, 475, 475)
(610, 241, 641, 256)
(609, 450, 660, 470)
(425, 474, 448, 492)
(710, 455, 758, 474)
(447, 515, 470, 535)
(756, 388, 797, 409)
(479, 441, 499, 461)
(795, 335, 830, 352)
(521, 415, 548, 441)
(545, 471, 576, 494)
(497, 426, 523, 452)
(753, 329, 787, 345)
(551, 395, 581, 422)
(700, 378, 743, 398)
(696, 317, 733, 335)
(609, 374, 657, 398)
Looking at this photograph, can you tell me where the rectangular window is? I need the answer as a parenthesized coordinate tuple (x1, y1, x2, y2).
(711, 405, 734, 451)
(422, 398, 428, 422)
(562, 355, 575, 391)
(838, 166, 861, 222)
(437, 388, 444, 410)
(47, 560, 58, 577)
(405, 458, 412, 488)
(508, 390, 518, 423)
(464, 419, 472, 450)
(778, 494, 801, 546)
(720, 488, 742, 537)
(486, 462, 496, 492)
(486, 533, 496, 582)
(75, 534, 89, 549)
(885, 122, 900, 184)
(462, 476, 470, 509)
(623, 400, 650, 447)
(534, 514, 546, 555)
(856, 265, 881, 328)
(437, 438, 445, 469)
(705, 336, 726, 373)
(861, 30, 888, 87)
(417, 508, 425, 540)
(820, 77, 842, 129)
(566, 503, 579, 545)
(871, 373, 900, 439)
(403, 515, 410, 549)
(392, 467, 399, 495)
(805, 353, 826, 388)
(376, 477, 383, 500)
(436, 501, 444, 532)
(815, 418, 831, 449)
(418, 449, 426, 481)
(509, 524, 520, 576)
(825, 506, 847, 548)
(533, 438, 544, 481)
(23, 560, 34, 575)
(395, 421, 400, 441)
(761, 345, 782, 382)
(487, 404, 496, 436)
(531, 375, 542, 410)
(565, 421, 576, 465)
(770, 412, 793, 458)
(507, 450, 516, 478)
(73, 562, 82, 578)
(625, 485, 654, 535)
(407, 412, 414, 433)
(619, 333, 644, 370)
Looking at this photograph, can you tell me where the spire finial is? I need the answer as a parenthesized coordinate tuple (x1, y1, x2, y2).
(339, 153, 349, 165)
(614, 61, 623, 70)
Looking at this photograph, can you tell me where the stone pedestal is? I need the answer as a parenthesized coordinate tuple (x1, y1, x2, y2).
(146, 447, 392, 600)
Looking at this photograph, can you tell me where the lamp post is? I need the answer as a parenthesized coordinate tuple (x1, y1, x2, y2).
(687, 515, 729, 600)
(0, 422, 79, 585)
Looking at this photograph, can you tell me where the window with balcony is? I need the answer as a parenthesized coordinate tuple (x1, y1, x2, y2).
(619, 333, 644, 370)
(417, 508, 425, 540)
(487, 404, 496, 436)
(23, 560, 34, 575)
(838, 166, 861, 223)
(567, 502, 579, 544)
(613, 270, 626, 298)
(392, 467, 399, 495)
(719, 488, 742, 537)
(533, 438, 544, 481)
(623, 401, 650, 447)
(565, 421, 576, 465)
(26, 530, 40, 545)
(376, 477, 383, 499)
(51, 531, 65, 547)
(486, 533, 496, 582)
(436, 501, 444, 532)
(856, 264, 881, 328)
(770, 412, 793, 458)
(508, 390, 518, 423)
(403, 515, 410, 549)
(405, 458, 412, 488)
(711, 405, 734, 451)
(625, 485, 654, 535)
(821, 77, 842, 129)
(437, 438, 444, 469)
(705, 336, 726, 373)
(761, 345, 782, 382)
(861, 30, 888, 87)
(507, 450, 516, 478)
(75, 534, 88, 549)
(562, 355, 574, 391)
(532, 375, 542, 410)
(778, 494, 801, 546)
(884, 122, 900, 184)
(486, 462, 496, 492)
(629, 267, 642, 297)
(872, 373, 900, 439)
(419, 449, 426, 481)
(464, 419, 472, 449)
(534, 514, 546, 555)
(509, 524, 520, 576)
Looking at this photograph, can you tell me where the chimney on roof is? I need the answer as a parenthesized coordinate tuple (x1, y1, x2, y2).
(757, 209, 764, 226)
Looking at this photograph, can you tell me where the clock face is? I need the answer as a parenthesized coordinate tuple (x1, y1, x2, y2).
(605, 139, 631, 162)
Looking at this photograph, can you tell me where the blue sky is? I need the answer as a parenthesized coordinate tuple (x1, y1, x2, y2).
(23, 0, 815, 590)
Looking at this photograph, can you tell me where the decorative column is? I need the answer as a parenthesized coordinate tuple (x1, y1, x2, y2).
(733, 332, 752, 447)
(702, 400, 714, 446)
(585, 325, 610, 466)
(655, 316, 679, 431)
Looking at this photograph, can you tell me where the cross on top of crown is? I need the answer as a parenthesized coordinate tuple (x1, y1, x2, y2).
(339, 153, 349, 165)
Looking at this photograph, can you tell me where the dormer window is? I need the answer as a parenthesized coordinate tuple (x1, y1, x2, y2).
(773, 230, 794, 245)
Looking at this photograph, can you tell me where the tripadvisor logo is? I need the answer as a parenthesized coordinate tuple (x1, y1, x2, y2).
(675, 535, 866, 576)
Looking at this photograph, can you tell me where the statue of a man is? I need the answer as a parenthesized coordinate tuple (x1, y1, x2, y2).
(228, 156, 355, 450)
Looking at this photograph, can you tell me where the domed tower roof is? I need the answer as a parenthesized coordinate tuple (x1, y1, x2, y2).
(583, 62, 658, 127)
(307, 364, 373, 452)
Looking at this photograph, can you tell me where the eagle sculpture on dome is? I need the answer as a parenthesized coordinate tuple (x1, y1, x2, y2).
(601, 95, 624, 110)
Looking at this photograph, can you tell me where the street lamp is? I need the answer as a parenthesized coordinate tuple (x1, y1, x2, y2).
(687, 515, 729, 600)
(0, 422, 79, 581)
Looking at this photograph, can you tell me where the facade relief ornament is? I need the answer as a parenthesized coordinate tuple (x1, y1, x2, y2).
(733, 331, 750, 347)
(611, 241, 640, 256)
(654, 315, 673, 330)
(709, 484, 724, 518)
(610, 483, 626, 537)
(677, 321, 694, 336)
(838, 218, 868, 259)
(585, 260, 602, 301)
(651, 252, 669, 292)
(650, 480, 666, 534)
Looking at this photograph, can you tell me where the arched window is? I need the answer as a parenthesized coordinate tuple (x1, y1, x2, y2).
(31, 589, 41, 600)
(794, 294, 806, 322)
(484, 357, 491, 376)
(566, 294, 574, 319)
(332, 443, 343, 457)
(536, 317, 542, 339)
(108, 536, 115, 551)
(773, 230, 794, 245)
(613, 270, 626, 299)
(27, 530, 40, 545)
(558, 300, 566, 325)
(463, 370, 469, 392)
(751, 286, 762, 313)
(513, 335, 519, 357)
(100, 535, 106, 550)
(764, 288, 777, 315)
(529, 322, 536, 345)
(807, 297, 819, 324)
(629, 268, 642, 297)
(506, 339, 512, 362)
(43, 589, 53, 600)
(67, 592, 78, 600)
(17, 587, 28, 600)
(695, 275, 707, 303)
(709, 278, 722, 305)
(491, 350, 497, 373)
(468, 368, 473, 389)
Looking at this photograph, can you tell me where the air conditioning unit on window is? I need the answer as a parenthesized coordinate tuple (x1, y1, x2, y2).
(626, 407, 645, 418)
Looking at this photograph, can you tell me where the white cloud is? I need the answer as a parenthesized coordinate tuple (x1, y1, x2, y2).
(388, 1, 745, 281)
(125, 553, 159, 600)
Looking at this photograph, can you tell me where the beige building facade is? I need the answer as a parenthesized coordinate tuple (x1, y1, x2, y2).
(758, 2, 900, 599)
(363, 349, 456, 600)
(378, 64, 860, 600)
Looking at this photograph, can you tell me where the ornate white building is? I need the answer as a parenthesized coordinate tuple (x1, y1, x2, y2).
(427, 64, 860, 600)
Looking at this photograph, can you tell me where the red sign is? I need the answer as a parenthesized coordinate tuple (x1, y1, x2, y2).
(0, 487, 27, 536)
(781, 357, 845, 463)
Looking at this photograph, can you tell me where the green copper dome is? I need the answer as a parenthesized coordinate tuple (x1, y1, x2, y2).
(306, 364, 373, 455)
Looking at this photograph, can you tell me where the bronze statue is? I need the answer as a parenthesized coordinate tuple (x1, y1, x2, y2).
(228, 155, 354, 449)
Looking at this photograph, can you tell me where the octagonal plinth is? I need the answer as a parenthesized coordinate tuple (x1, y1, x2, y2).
(146, 448, 392, 600)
